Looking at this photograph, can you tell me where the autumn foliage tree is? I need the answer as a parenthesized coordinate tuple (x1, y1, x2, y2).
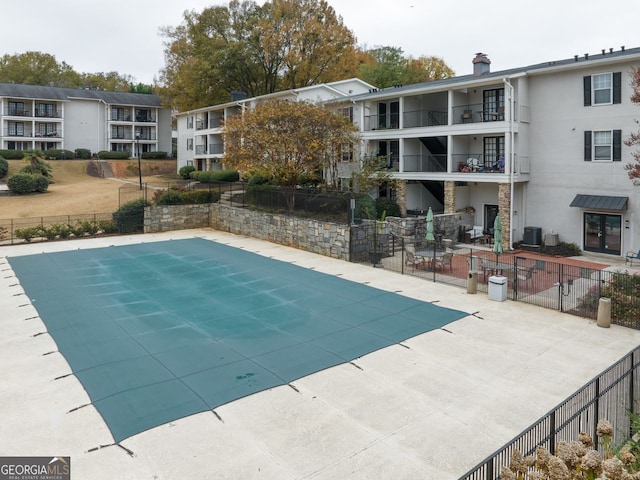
(159, 0, 362, 111)
(625, 66, 640, 185)
(223, 99, 358, 209)
(358, 46, 454, 88)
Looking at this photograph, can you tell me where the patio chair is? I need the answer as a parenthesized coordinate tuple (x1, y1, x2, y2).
(626, 249, 640, 266)
(433, 252, 453, 271)
(405, 244, 426, 271)
(516, 265, 536, 287)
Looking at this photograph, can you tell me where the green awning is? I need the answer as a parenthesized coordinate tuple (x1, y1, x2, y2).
(570, 194, 628, 211)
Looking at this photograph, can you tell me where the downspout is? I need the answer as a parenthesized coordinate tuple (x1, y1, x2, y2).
(503, 77, 515, 249)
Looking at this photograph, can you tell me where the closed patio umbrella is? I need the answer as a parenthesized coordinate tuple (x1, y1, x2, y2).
(425, 207, 435, 243)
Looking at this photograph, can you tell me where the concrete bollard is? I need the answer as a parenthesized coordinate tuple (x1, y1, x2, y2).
(467, 271, 478, 294)
(597, 297, 611, 328)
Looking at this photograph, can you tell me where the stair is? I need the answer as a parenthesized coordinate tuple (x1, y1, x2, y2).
(218, 189, 246, 207)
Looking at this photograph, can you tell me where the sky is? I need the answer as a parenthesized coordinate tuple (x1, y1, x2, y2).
(1, 0, 638, 85)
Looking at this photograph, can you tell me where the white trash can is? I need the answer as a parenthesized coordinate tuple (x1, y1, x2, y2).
(488, 275, 508, 302)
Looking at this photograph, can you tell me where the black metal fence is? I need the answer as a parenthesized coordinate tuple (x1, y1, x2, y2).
(459, 347, 640, 480)
(373, 236, 640, 327)
(122, 181, 359, 223)
(0, 213, 114, 245)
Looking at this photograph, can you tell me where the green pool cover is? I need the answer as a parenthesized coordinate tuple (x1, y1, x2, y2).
(8, 238, 467, 442)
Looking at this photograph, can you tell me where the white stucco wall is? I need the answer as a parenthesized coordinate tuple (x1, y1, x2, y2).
(64, 99, 104, 153)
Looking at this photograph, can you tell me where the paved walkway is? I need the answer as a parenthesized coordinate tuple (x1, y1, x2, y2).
(1, 229, 640, 480)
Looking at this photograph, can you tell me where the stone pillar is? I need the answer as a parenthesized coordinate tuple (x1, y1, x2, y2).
(498, 183, 511, 249)
(444, 181, 456, 214)
(396, 180, 407, 216)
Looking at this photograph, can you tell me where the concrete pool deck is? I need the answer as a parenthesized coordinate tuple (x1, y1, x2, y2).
(2, 228, 640, 480)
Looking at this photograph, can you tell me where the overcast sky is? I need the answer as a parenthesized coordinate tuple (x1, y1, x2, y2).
(2, 0, 638, 85)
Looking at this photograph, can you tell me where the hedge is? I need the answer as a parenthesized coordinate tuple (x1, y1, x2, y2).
(179, 165, 196, 179)
(112, 198, 151, 233)
(0, 150, 26, 160)
(97, 151, 131, 160)
(190, 170, 240, 183)
(44, 149, 75, 160)
(75, 148, 92, 159)
(7, 173, 36, 194)
(0, 156, 8, 178)
(141, 151, 168, 159)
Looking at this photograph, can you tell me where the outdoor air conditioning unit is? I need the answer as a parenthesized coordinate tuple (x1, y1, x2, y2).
(523, 226, 542, 246)
(544, 232, 560, 246)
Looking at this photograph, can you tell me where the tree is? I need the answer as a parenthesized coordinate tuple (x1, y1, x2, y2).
(625, 66, 640, 185)
(80, 71, 134, 92)
(358, 47, 455, 88)
(223, 99, 358, 209)
(358, 46, 407, 88)
(0, 52, 81, 87)
(159, 0, 361, 111)
(404, 55, 455, 84)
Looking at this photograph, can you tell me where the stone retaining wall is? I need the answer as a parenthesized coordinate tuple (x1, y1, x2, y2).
(209, 204, 350, 259)
(144, 204, 211, 233)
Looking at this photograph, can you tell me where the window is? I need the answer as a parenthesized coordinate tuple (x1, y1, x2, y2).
(111, 125, 125, 139)
(483, 137, 504, 167)
(583, 72, 621, 106)
(187, 160, 193, 167)
(340, 143, 353, 162)
(8, 122, 24, 136)
(36, 103, 55, 117)
(9, 101, 26, 116)
(584, 130, 622, 161)
(187, 116, 194, 129)
(483, 89, 504, 121)
(341, 107, 353, 123)
(187, 138, 193, 151)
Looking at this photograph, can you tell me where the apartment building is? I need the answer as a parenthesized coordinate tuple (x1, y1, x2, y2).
(176, 47, 640, 258)
(0, 83, 172, 156)
(175, 79, 374, 172)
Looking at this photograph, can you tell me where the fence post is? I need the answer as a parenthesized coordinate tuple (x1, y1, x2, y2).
(593, 377, 600, 443)
(630, 352, 635, 438)
(486, 458, 494, 480)
(549, 410, 556, 454)
(11, 218, 14, 245)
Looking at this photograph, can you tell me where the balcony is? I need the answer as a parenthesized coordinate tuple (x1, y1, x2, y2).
(136, 132, 157, 140)
(35, 110, 62, 119)
(111, 133, 132, 140)
(5, 109, 31, 117)
(452, 103, 505, 125)
(453, 154, 505, 174)
(135, 115, 156, 123)
(364, 114, 400, 131)
(111, 114, 133, 122)
(209, 143, 224, 154)
(35, 131, 61, 138)
(195, 144, 207, 155)
(4, 128, 33, 137)
(209, 117, 223, 129)
(403, 154, 447, 173)
(403, 109, 447, 128)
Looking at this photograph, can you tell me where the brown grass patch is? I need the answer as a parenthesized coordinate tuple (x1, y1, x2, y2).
(0, 159, 176, 219)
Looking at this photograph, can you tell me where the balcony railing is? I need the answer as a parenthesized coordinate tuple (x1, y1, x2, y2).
(363, 114, 401, 131)
(35, 111, 62, 118)
(403, 109, 447, 128)
(195, 144, 207, 155)
(452, 103, 505, 125)
(5, 109, 31, 117)
(111, 133, 132, 140)
(209, 143, 224, 154)
(402, 154, 447, 173)
(135, 115, 156, 123)
(136, 133, 156, 140)
(209, 117, 223, 129)
(453, 153, 505, 173)
(4, 129, 32, 137)
(35, 131, 61, 138)
(111, 114, 133, 121)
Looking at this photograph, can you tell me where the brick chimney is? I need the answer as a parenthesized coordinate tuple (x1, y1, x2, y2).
(472, 53, 491, 75)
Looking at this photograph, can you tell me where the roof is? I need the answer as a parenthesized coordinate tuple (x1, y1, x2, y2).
(0, 82, 164, 107)
(570, 194, 629, 211)
(342, 46, 640, 102)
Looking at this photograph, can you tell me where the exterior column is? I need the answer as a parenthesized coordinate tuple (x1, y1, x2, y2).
(205, 158, 211, 171)
(498, 183, 512, 249)
(396, 180, 407, 216)
(444, 181, 456, 214)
